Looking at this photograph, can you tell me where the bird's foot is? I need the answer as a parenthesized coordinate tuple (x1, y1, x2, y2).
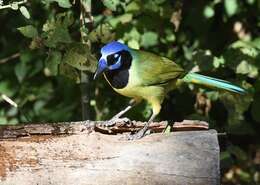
(123, 126, 151, 140)
(101, 117, 132, 127)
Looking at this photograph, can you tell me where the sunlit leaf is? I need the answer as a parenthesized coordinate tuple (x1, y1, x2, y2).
(125, 1, 141, 13)
(224, 0, 238, 16)
(127, 39, 139, 49)
(204, 6, 215, 18)
(236, 60, 258, 78)
(19, 6, 30, 19)
(141, 31, 158, 48)
(17, 25, 38, 38)
(108, 13, 133, 27)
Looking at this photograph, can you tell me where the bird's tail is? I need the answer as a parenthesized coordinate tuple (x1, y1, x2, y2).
(183, 73, 246, 94)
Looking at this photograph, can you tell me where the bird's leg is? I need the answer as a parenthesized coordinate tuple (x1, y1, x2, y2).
(126, 112, 157, 140)
(126, 101, 161, 140)
(102, 99, 140, 127)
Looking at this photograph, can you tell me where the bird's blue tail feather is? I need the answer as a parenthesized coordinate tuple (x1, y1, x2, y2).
(183, 73, 246, 94)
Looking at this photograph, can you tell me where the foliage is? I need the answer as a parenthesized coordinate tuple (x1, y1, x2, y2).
(0, 0, 259, 184)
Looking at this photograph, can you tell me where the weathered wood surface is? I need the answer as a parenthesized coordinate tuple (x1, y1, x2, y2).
(0, 121, 219, 185)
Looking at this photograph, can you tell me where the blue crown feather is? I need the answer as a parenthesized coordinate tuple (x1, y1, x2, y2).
(101, 41, 129, 56)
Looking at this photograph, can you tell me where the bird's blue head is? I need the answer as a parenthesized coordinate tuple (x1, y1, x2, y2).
(94, 41, 131, 79)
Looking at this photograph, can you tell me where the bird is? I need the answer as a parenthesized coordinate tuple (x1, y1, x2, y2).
(94, 41, 245, 140)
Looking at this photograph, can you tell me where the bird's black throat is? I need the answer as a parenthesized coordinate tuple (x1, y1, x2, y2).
(105, 50, 132, 89)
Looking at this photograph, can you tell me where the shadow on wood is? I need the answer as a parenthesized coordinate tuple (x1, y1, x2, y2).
(0, 121, 219, 185)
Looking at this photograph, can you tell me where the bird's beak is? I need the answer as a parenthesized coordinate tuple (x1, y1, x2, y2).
(94, 58, 108, 80)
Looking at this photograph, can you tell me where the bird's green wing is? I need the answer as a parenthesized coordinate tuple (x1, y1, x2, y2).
(131, 50, 185, 86)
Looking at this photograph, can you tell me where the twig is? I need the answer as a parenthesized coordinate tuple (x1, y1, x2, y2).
(0, 0, 27, 10)
(0, 53, 20, 64)
(1, 94, 18, 107)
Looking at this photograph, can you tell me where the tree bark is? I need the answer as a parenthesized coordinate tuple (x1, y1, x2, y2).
(0, 120, 219, 185)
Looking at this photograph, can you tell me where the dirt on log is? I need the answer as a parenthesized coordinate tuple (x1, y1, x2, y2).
(0, 120, 219, 185)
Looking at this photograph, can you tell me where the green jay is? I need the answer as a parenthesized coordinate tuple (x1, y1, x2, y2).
(94, 41, 245, 139)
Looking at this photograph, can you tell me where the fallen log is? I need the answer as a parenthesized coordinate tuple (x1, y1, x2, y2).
(0, 120, 219, 185)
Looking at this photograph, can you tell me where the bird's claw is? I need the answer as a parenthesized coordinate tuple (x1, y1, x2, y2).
(121, 127, 151, 140)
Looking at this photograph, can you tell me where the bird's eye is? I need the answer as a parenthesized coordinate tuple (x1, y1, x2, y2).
(107, 53, 120, 66)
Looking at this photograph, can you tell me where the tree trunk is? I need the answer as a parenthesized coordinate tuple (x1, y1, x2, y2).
(0, 121, 219, 185)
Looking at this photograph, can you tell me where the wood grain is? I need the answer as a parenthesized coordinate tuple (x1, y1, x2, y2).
(0, 121, 219, 185)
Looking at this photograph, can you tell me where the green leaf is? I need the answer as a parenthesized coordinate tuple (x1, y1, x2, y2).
(0, 117, 8, 125)
(44, 26, 72, 47)
(236, 60, 258, 78)
(123, 27, 141, 42)
(15, 61, 28, 82)
(165, 29, 176, 42)
(141, 31, 158, 48)
(63, 43, 96, 72)
(204, 6, 215, 18)
(118, 13, 133, 24)
(33, 100, 46, 114)
(0, 81, 16, 97)
(17, 25, 38, 38)
(103, 0, 120, 11)
(252, 38, 260, 49)
(127, 39, 140, 49)
(45, 51, 62, 76)
(56, 0, 71, 8)
(19, 6, 30, 19)
(125, 1, 141, 13)
(28, 60, 44, 77)
(224, 0, 238, 16)
(108, 14, 133, 27)
(213, 56, 225, 68)
(42, 12, 73, 47)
